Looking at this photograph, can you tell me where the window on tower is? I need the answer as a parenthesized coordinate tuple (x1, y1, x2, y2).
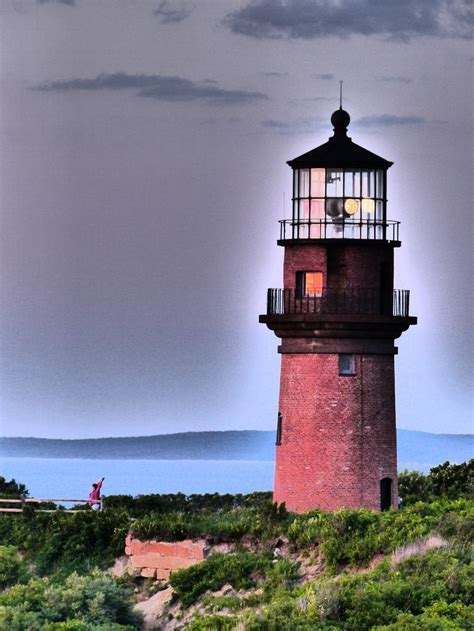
(296, 271, 323, 297)
(338, 354, 355, 376)
(276, 412, 282, 445)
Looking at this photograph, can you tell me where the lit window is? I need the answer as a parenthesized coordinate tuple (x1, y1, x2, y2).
(297, 272, 323, 297)
(339, 354, 355, 375)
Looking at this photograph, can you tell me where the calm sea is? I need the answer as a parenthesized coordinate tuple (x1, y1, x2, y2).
(1, 455, 438, 504)
(1, 457, 275, 501)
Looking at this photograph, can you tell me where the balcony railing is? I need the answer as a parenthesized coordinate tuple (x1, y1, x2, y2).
(267, 288, 410, 317)
(279, 219, 400, 241)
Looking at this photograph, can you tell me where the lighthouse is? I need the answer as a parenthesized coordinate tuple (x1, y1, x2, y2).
(260, 106, 417, 513)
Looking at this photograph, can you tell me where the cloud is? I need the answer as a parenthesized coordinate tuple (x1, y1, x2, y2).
(261, 118, 325, 134)
(262, 113, 426, 134)
(153, 0, 194, 24)
(262, 71, 289, 77)
(354, 114, 426, 128)
(376, 76, 412, 84)
(34, 72, 267, 105)
(224, 0, 473, 41)
(37, 0, 76, 5)
(314, 73, 334, 80)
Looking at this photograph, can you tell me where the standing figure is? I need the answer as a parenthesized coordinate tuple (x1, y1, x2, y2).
(89, 476, 105, 510)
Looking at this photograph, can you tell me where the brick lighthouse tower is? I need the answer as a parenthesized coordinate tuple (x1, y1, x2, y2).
(260, 106, 417, 513)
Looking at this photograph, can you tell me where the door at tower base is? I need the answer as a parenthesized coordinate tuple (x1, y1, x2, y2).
(273, 353, 398, 513)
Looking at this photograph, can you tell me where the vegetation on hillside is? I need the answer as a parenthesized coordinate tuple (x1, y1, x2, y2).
(0, 460, 472, 629)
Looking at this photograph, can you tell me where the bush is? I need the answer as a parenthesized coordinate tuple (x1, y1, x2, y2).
(0, 545, 29, 589)
(170, 552, 274, 607)
(0, 477, 28, 498)
(430, 461, 474, 499)
(399, 461, 474, 505)
(132, 501, 289, 543)
(0, 509, 131, 577)
(398, 470, 434, 505)
(0, 570, 140, 630)
(106, 492, 274, 518)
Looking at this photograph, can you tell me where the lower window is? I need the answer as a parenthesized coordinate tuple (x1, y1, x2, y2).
(338, 354, 355, 375)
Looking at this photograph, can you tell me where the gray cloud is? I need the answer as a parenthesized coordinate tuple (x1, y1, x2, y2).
(314, 73, 334, 80)
(262, 113, 426, 134)
(37, 0, 76, 5)
(261, 118, 325, 134)
(376, 76, 412, 84)
(34, 73, 267, 105)
(224, 0, 473, 41)
(354, 114, 426, 128)
(153, 0, 194, 24)
(262, 71, 289, 77)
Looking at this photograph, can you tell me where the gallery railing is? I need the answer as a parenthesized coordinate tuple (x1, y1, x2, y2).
(267, 288, 410, 317)
(278, 219, 400, 241)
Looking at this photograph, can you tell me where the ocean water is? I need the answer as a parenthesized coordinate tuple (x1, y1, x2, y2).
(0, 454, 441, 505)
(1, 457, 275, 502)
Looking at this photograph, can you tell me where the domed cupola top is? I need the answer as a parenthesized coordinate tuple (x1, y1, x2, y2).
(287, 108, 393, 170)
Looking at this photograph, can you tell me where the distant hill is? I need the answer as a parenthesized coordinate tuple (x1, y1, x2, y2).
(0, 429, 472, 472)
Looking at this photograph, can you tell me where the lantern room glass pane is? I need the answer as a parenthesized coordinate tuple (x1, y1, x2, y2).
(326, 169, 343, 197)
(299, 198, 310, 220)
(376, 170, 384, 199)
(310, 168, 325, 197)
(310, 199, 325, 219)
(361, 198, 375, 218)
(344, 169, 360, 197)
(361, 170, 375, 197)
(376, 201, 383, 222)
(299, 169, 310, 197)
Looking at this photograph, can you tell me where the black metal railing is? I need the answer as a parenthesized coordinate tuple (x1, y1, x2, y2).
(279, 219, 400, 241)
(266, 288, 410, 317)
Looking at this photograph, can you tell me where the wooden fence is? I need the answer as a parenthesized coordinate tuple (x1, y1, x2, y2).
(0, 496, 105, 513)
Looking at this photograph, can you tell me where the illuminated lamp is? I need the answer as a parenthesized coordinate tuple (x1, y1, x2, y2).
(344, 198, 359, 215)
(361, 198, 375, 213)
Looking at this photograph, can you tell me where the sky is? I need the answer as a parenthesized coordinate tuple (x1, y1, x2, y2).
(0, 0, 472, 438)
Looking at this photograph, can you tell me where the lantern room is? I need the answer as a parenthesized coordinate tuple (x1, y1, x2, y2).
(281, 108, 398, 242)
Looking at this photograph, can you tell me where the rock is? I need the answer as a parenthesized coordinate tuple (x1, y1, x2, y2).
(110, 555, 131, 577)
(134, 586, 174, 631)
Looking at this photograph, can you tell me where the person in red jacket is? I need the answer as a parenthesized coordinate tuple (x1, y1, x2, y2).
(89, 477, 105, 510)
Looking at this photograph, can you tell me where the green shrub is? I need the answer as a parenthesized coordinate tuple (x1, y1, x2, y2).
(107, 491, 274, 518)
(398, 469, 434, 505)
(0, 477, 28, 498)
(399, 461, 474, 505)
(133, 502, 289, 543)
(374, 601, 474, 630)
(430, 460, 474, 499)
(0, 570, 140, 630)
(0, 545, 29, 589)
(0, 509, 130, 577)
(186, 614, 240, 630)
(170, 552, 273, 607)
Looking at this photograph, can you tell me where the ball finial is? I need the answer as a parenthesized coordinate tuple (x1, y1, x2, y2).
(331, 108, 350, 136)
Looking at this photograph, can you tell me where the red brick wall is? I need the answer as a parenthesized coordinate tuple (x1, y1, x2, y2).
(283, 246, 327, 289)
(124, 534, 206, 579)
(283, 243, 393, 292)
(274, 353, 398, 512)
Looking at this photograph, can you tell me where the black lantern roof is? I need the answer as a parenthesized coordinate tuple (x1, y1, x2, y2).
(287, 108, 393, 170)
